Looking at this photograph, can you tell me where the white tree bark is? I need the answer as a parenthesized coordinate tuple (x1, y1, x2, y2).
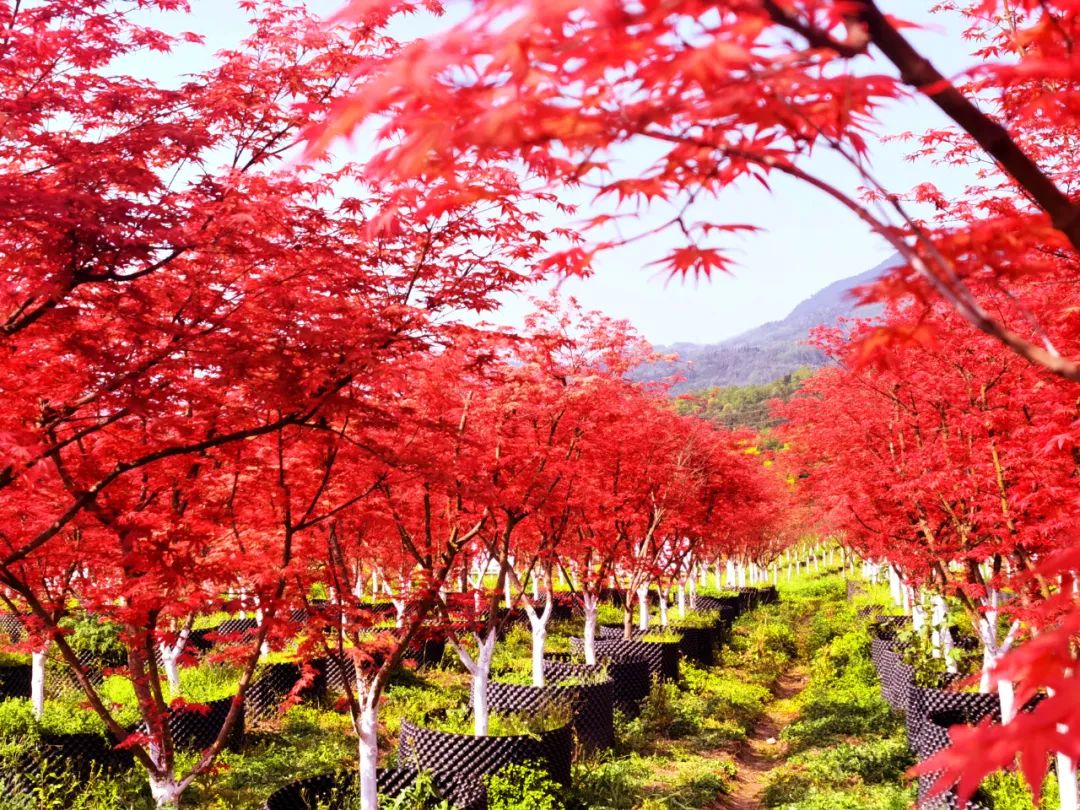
(637, 584, 650, 631)
(582, 592, 599, 666)
(31, 647, 47, 719)
(525, 590, 554, 687)
(149, 776, 183, 810)
(676, 584, 686, 619)
(471, 631, 497, 735)
(355, 672, 381, 810)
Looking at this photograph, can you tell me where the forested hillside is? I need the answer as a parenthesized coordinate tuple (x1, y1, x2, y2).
(643, 255, 897, 391)
(674, 368, 812, 430)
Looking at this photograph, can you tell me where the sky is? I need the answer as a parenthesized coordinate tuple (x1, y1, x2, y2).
(137, 1, 982, 347)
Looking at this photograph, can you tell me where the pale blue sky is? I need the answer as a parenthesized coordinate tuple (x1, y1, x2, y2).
(137, 1, 979, 346)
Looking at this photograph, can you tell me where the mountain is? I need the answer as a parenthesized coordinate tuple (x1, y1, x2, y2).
(643, 255, 898, 391)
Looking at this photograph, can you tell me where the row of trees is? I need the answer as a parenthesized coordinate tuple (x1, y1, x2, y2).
(0, 7, 789, 810)
(778, 294, 1080, 808)
(308, 0, 1080, 805)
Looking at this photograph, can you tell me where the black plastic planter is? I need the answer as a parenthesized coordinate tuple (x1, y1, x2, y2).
(695, 594, 743, 617)
(41, 731, 136, 779)
(592, 636, 680, 682)
(670, 625, 715, 666)
(166, 695, 244, 752)
(248, 661, 329, 720)
(544, 656, 651, 718)
(0, 614, 23, 641)
(485, 677, 615, 752)
(2, 731, 136, 800)
(398, 718, 573, 810)
(0, 663, 31, 699)
(263, 767, 430, 810)
(909, 688, 999, 759)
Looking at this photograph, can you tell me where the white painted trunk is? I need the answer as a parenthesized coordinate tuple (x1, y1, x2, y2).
(911, 592, 926, 634)
(1057, 753, 1079, 810)
(637, 585, 649, 631)
(996, 678, 1016, 725)
(658, 592, 669, 627)
(393, 599, 406, 629)
(725, 559, 736, 587)
(677, 585, 686, 619)
(527, 611, 549, 687)
(888, 566, 902, 605)
(160, 647, 181, 694)
(31, 649, 46, 719)
(714, 562, 723, 590)
(504, 576, 514, 611)
(472, 632, 497, 736)
(356, 682, 379, 810)
(531, 575, 540, 601)
(583, 594, 598, 666)
(737, 563, 747, 588)
(149, 775, 183, 810)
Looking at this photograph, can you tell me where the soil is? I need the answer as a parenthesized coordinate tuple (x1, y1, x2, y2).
(719, 666, 809, 810)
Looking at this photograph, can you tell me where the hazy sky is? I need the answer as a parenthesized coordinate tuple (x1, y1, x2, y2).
(140, 1, 980, 346)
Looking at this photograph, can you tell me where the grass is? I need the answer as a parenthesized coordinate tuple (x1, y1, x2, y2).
(0, 566, 937, 809)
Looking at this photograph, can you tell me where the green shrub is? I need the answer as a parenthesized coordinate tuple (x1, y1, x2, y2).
(981, 770, 1060, 810)
(422, 703, 571, 737)
(485, 761, 564, 810)
(568, 756, 650, 810)
(381, 770, 451, 810)
(60, 614, 125, 661)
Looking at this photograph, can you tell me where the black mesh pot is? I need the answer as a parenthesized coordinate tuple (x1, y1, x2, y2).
(166, 695, 245, 752)
(670, 625, 715, 666)
(403, 636, 447, 667)
(910, 688, 1000, 760)
(544, 657, 650, 717)
(263, 767, 429, 810)
(248, 661, 329, 720)
(591, 637, 680, 682)
(0, 663, 31, 699)
(398, 718, 573, 810)
(0, 614, 23, 641)
(1, 731, 136, 799)
(695, 594, 742, 617)
(887, 661, 914, 714)
(485, 677, 615, 752)
(870, 615, 911, 640)
(757, 586, 779, 605)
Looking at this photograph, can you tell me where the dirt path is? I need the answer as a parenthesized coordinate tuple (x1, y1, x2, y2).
(719, 667, 809, 810)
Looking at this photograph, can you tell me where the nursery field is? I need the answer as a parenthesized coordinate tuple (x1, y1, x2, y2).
(0, 568, 1053, 810)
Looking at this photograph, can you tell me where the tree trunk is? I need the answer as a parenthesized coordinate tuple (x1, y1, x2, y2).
(657, 589, 669, 627)
(160, 646, 182, 695)
(149, 774, 183, 810)
(525, 589, 553, 687)
(356, 677, 380, 810)
(583, 593, 598, 666)
(31, 647, 46, 719)
(472, 631, 497, 736)
(636, 585, 649, 632)
(676, 584, 686, 619)
(1057, 752, 1079, 810)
